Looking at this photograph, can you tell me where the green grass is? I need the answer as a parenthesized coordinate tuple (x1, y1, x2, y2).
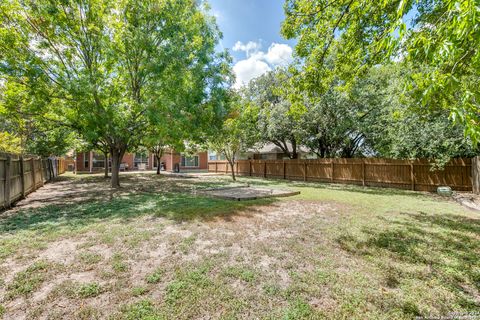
(0, 173, 478, 319)
(131, 286, 148, 297)
(120, 300, 160, 320)
(6, 260, 51, 299)
(111, 253, 129, 273)
(0, 305, 5, 318)
(146, 268, 163, 284)
(77, 251, 102, 266)
(77, 282, 102, 298)
(179, 235, 196, 254)
(223, 265, 257, 282)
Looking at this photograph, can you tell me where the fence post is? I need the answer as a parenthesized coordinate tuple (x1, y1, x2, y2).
(31, 158, 37, 191)
(331, 159, 334, 182)
(263, 161, 267, 178)
(362, 159, 366, 187)
(38, 157, 47, 187)
(49, 159, 54, 180)
(249, 160, 252, 176)
(215, 162, 217, 173)
(410, 161, 415, 191)
(44, 159, 48, 181)
(473, 156, 480, 194)
(19, 156, 26, 198)
(46, 159, 50, 182)
(303, 161, 307, 181)
(236, 162, 238, 176)
(283, 161, 286, 179)
(40, 159, 44, 186)
(4, 155, 12, 208)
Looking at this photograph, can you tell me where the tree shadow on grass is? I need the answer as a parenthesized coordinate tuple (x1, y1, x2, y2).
(337, 211, 480, 314)
(0, 192, 273, 234)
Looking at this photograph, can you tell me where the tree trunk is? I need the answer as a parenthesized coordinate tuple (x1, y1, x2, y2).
(229, 161, 236, 181)
(291, 138, 298, 159)
(156, 155, 161, 175)
(110, 147, 125, 188)
(320, 148, 326, 158)
(103, 151, 109, 178)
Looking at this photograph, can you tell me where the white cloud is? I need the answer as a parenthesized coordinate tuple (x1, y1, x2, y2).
(263, 43, 293, 65)
(232, 40, 262, 58)
(232, 41, 293, 88)
(233, 57, 271, 89)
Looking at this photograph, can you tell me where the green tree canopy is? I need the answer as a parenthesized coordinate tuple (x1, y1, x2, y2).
(0, 0, 230, 186)
(282, 0, 480, 144)
(208, 92, 258, 181)
(242, 69, 303, 159)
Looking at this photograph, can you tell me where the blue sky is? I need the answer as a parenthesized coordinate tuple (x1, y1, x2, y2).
(208, 0, 295, 87)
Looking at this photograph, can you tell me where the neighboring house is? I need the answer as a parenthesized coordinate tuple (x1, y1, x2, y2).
(75, 150, 208, 173)
(208, 143, 316, 161)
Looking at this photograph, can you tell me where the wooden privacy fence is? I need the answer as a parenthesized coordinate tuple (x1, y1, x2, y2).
(208, 158, 473, 192)
(1, 153, 66, 209)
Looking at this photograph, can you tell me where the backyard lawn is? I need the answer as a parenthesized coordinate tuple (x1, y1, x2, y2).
(0, 173, 478, 319)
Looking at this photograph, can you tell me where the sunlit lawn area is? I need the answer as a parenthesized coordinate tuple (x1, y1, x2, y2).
(0, 173, 478, 319)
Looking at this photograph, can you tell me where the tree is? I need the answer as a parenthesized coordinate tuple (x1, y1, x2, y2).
(141, 124, 184, 175)
(281, 0, 480, 143)
(209, 93, 257, 181)
(0, 0, 230, 187)
(298, 87, 365, 158)
(357, 65, 476, 165)
(0, 101, 76, 156)
(242, 69, 302, 159)
(292, 62, 475, 162)
(0, 131, 21, 153)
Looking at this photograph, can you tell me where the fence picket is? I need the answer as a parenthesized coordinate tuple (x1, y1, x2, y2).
(4, 155, 12, 208)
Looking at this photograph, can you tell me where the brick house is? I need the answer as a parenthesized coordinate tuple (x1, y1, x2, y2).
(75, 150, 208, 173)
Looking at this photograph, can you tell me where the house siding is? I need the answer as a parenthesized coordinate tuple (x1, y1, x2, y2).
(75, 150, 208, 172)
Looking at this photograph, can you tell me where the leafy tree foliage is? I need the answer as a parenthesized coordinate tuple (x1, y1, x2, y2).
(282, 0, 480, 143)
(238, 63, 474, 164)
(242, 69, 302, 159)
(298, 86, 367, 158)
(0, 0, 230, 186)
(141, 123, 185, 175)
(0, 105, 76, 156)
(209, 93, 257, 181)
(0, 131, 21, 153)
(358, 65, 476, 165)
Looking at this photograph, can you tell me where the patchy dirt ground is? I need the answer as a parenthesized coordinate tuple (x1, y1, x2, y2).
(454, 192, 480, 212)
(0, 173, 478, 319)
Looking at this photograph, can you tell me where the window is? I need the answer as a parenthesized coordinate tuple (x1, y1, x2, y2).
(181, 155, 199, 167)
(208, 151, 226, 161)
(84, 152, 89, 169)
(134, 153, 148, 168)
(92, 152, 105, 168)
